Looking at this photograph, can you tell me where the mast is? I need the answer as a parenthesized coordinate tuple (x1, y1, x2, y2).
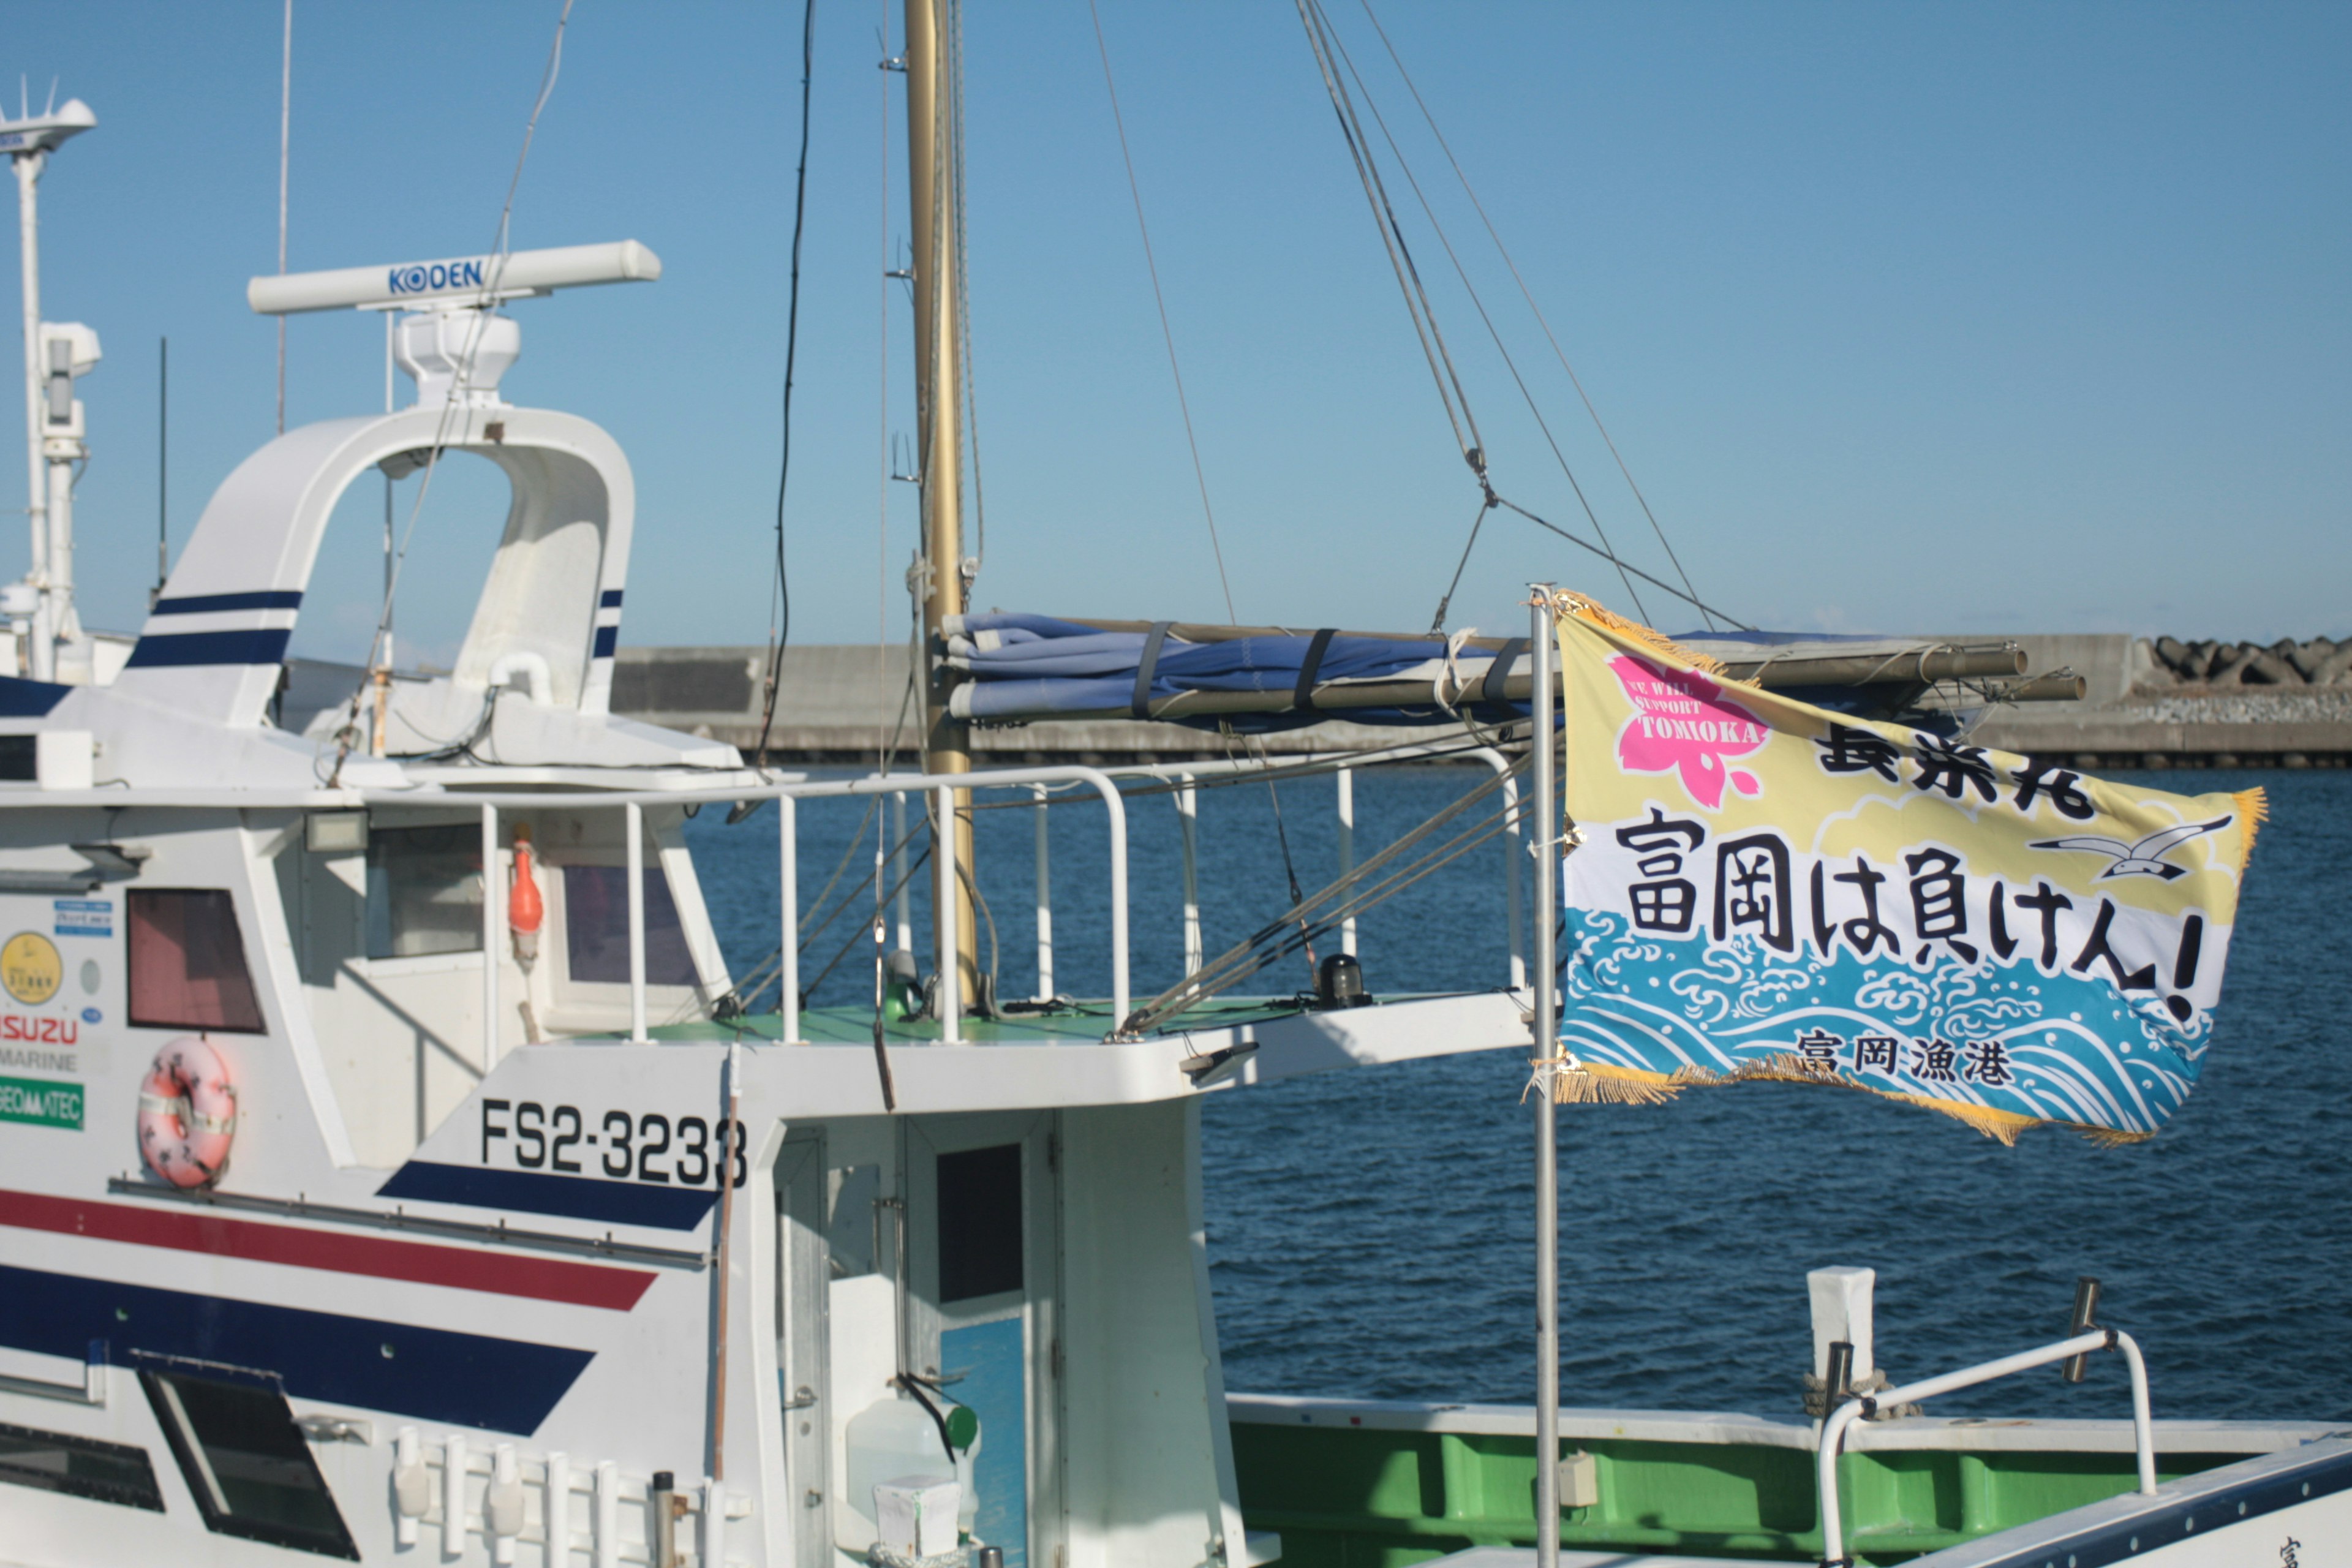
(13, 147, 48, 679)
(905, 0, 980, 1007)
(5, 94, 96, 684)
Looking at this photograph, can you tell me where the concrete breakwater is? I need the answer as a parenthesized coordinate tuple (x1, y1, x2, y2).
(612, 635, 2352, 768)
(2149, 635, 2352, 688)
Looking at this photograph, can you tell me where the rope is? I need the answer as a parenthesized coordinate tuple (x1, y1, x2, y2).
(1496, 497, 1752, 630)
(1087, 0, 1238, 622)
(1317, 17, 1652, 623)
(1121, 753, 1526, 1035)
(1355, 0, 1717, 629)
(1227, 731, 1321, 987)
(1294, 0, 1485, 476)
(753, 0, 820, 766)
(323, 0, 577, 785)
(1429, 491, 1496, 635)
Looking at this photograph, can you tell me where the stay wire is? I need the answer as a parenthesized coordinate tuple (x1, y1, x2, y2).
(1497, 496, 1751, 630)
(1294, 0, 1484, 473)
(1086, 0, 1237, 622)
(324, 0, 575, 785)
(1355, 0, 1716, 629)
(755, 0, 821, 767)
(1318, 12, 1647, 622)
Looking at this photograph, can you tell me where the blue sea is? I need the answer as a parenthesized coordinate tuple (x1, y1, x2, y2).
(690, 764, 2351, 1425)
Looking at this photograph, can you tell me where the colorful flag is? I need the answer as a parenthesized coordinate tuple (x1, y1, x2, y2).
(1550, 595, 2263, 1143)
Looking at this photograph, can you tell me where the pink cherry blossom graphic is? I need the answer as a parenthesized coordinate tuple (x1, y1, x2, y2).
(1607, 654, 1768, 809)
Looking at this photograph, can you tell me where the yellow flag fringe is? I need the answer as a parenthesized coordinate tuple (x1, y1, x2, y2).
(1534, 1049, 2152, 1145)
(2234, 787, 2269, 867)
(1556, 593, 1728, 679)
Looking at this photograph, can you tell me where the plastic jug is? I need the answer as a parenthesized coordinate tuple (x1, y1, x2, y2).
(842, 1396, 954, 1551)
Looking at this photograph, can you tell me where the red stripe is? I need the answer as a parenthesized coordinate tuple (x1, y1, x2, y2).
(0, 1189, 655, 1311)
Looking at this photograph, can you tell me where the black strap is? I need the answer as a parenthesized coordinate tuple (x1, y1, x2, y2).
(1131, 621, 1175, 719)
(1482, 637, 1527, 706)
(1293, 627, 1338, 712)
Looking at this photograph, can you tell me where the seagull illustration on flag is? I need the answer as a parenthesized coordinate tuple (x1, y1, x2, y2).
(2027, 817, 2233, 881)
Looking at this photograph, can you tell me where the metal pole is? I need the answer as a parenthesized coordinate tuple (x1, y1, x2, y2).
(1178, 773, 1200, 977)
(627, 801, 648, 1043)
(275, 0, 292, 435)
(1503, 770, 1526, 991)
(15, 153, 50, 682)
(707, 1041, 742, 1483)
(1529, 587, 1559, 1568)
(892, 791, 913, 954)
(905, 0, 978, 1002)
(1336, 766, 1356, 957)
(779, 795, 801, 1043)
(1032, 783, 1052, 1001)
(382, 310, 394, 668)
(480, 804, 500, 1071)
(933, 784, 960, 1042)
(154, 336, 166, 606)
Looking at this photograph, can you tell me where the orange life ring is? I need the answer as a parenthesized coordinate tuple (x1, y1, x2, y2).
(137, 1036, 236, 1189)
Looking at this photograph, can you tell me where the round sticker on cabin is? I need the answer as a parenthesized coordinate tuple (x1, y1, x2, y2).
(2, 932, 62, 1005)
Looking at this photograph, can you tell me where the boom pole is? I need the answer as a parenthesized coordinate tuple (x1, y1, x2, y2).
(905, 0, 980, 1008)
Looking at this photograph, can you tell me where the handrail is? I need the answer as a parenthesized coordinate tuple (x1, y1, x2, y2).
(1815, 1327, 2155, 1566)
(410, 763, 1131, 1045)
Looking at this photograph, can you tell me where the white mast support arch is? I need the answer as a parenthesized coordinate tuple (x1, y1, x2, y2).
(112, 405, 633, 728)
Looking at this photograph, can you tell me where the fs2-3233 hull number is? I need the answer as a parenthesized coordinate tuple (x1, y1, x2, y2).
(481, 1100, 746, 1187)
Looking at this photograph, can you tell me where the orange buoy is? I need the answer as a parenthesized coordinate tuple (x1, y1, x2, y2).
(136, 1036, 236, 1189)
(510, 824, 545, 962)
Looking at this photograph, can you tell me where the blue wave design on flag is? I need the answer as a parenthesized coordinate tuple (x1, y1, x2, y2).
(1561, 910, 2205, 1137)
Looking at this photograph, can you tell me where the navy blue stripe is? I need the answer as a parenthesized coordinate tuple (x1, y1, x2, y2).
(0, 1264, 590, 1435)
(0, 677, 70, 717)
(150, 590, 304, 616)
(599, 588, 624, 608)
(124, 629, 293, 669)
(592, 625, 619, 658)
(1966, 1442, 2352, 1567)
(377, 1161, 717, 1231)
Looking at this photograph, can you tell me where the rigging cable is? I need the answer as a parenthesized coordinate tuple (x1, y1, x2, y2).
(1086, 0, 1238, 622)
(1306, 0, 1654, 624)
(1355, 0, 1717, 628)
(325, 0, 576, 786)
(754, 0, 820, 766)
(1294, 0, 1485, 481)
(1319, 14, 1649, 624)
(275, 0, 292, 435)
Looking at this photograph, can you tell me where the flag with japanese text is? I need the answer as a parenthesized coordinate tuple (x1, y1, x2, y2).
(1551, 595, 2263, 1142)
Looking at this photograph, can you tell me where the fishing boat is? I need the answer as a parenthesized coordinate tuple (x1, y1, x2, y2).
(0, 10, 2341, 1568)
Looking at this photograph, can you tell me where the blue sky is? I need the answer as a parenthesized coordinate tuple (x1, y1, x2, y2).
(2, 1, 2344, 668)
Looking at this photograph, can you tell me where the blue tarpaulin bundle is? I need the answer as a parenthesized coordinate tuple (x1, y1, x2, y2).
(941, 612, 1526, 733)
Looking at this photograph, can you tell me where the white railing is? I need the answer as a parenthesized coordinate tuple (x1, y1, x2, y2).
(1815, 1327, 2157, 1566)
(377, 741, 1526, 1060)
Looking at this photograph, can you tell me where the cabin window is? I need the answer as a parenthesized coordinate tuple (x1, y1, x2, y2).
(365, 824, 483, 959)
(128, 890, 266, 1033)
(829, 1164, 882, 1278)
(0, 1420, 165, 1511)
(0, 734, 32, 782)
(562, 864, 695, 985)
(141, 1370, 358, 1559)
(937, 1144, 1023, 1303)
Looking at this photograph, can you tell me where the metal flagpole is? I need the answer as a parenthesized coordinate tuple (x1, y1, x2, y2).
(1529, 584, 1559, 1568)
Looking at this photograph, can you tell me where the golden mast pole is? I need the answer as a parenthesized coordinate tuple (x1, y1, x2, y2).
(905, 0, 980, 1008)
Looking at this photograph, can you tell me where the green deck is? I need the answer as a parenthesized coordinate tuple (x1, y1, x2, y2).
(1230, 1417, 2246, 1566)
